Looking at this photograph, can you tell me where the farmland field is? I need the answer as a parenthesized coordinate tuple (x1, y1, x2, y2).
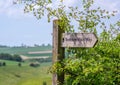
(0, 60, 52, 85)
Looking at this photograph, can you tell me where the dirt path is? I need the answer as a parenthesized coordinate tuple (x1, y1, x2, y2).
(28, 50, 52, 54)
(20, 55, 29, 60)
(20, 55, 49, 60)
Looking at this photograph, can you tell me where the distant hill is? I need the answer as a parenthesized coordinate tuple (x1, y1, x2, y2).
(0, 46, 52, 57)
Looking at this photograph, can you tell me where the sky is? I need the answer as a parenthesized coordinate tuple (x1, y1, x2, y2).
(0, 0, 120, 46)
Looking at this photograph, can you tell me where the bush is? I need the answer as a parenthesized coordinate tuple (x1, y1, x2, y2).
(0, 62, 2, 66)
(43, 81, 47, 85)
(13, 54, 22, 62)
(29, 62, 40, 67)
(18, 62, 21, 67)
(2, 62, 6, 66)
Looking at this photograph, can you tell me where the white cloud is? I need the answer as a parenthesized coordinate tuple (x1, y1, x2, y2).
(0, 0, 33, 19)
(0, 0, 12, 8)
(63, 0, 77, 7)
(0, 0, 14, 13)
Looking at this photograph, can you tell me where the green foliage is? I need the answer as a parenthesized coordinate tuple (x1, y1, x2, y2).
(50, 39, 120, 85)
(116, 33, 120, 41)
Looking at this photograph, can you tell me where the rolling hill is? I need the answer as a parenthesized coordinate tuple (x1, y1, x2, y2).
(0, 46, 52, 58)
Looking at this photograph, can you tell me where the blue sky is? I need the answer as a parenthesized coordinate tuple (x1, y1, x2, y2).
(0, 0, 120, 46)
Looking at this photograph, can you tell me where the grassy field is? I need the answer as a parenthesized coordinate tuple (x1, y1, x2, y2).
(0, 60, 52, 85)
(0, 46, 52, 85)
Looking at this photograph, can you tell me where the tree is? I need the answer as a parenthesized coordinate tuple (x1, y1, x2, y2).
(0, 53, 22, 62)
(3, 62, 6, 66)
(18, 62, 22, 67)
(16, 0, 120, 84)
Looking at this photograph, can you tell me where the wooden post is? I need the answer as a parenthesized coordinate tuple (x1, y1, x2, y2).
(52, 20, 65, 85)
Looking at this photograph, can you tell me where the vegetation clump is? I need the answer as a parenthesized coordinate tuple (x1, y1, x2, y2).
(29, 62, 40, 67)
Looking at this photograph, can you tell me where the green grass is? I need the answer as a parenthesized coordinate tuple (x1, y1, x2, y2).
(0, 60, 52, 85)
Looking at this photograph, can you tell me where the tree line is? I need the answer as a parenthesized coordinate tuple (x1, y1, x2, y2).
(0, 44, 52, 48)
(0, 53, 22, 62)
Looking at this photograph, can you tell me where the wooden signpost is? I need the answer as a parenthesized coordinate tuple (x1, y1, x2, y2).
(61, 33, 98, 48)
(52, 20, 98, 85)
(52, 20, 65, 85)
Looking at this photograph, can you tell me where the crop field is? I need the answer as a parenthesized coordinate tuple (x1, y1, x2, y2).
(0, 60, 52, 85)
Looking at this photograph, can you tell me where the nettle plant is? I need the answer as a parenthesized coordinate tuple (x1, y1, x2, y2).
(16, 0, 120, 84)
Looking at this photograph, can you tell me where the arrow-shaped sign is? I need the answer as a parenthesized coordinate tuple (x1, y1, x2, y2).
(61, 33, 98, 48)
